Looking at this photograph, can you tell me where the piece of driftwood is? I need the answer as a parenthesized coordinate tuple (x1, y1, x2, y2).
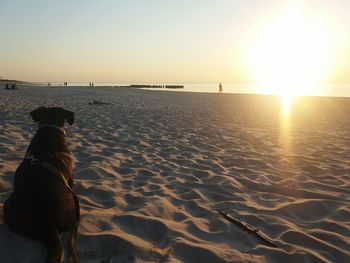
(218, 210, 278, 248)
(88, 100, 113, 105)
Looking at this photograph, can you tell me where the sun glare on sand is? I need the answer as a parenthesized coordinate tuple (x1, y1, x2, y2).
(248, 1, 334, 115)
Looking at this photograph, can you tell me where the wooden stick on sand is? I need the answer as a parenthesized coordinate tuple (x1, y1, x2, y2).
(217, 210, 278, 248)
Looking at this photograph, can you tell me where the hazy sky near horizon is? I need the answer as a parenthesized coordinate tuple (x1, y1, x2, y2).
(1, 0, 350, 83)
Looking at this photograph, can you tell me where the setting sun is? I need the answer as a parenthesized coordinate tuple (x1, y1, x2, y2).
(248, 1, 335, 104)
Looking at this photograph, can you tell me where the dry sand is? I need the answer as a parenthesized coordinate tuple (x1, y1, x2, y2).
(0, 85, 349, 262)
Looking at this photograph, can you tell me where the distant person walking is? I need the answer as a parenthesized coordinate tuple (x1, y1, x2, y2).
(219, 82, 223, 93)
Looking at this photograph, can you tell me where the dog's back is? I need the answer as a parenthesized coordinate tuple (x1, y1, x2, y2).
(3, 107, 80, 263)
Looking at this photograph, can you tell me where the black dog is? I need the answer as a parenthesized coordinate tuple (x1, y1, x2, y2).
(3, 107, 80, 263)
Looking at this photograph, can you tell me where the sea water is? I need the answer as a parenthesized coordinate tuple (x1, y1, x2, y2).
(35, 82, 350, 97)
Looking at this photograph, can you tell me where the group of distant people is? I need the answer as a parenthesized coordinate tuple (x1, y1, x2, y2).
(4, 81, 220, 91)
(5, 83, 17, 90)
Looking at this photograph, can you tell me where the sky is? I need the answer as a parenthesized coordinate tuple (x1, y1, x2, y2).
(1, 0, 350, 84)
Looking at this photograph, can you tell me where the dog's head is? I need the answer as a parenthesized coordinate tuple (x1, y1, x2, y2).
(30, 107, 74, 126)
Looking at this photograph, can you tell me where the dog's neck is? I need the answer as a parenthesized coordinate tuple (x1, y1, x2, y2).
(39, 124, 66, 137)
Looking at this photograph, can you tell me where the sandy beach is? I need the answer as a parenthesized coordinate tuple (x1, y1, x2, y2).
(0, 85, 349, 263)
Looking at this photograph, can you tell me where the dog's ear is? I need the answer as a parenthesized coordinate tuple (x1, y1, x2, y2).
(30, 107, 45, 122)
(65, 110, 74, 125)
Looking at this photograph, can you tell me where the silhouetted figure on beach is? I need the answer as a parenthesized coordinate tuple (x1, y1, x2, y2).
(219, 82, 223, 93)
(11, 83, 17, 90)
(5, 83, 10, 90)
